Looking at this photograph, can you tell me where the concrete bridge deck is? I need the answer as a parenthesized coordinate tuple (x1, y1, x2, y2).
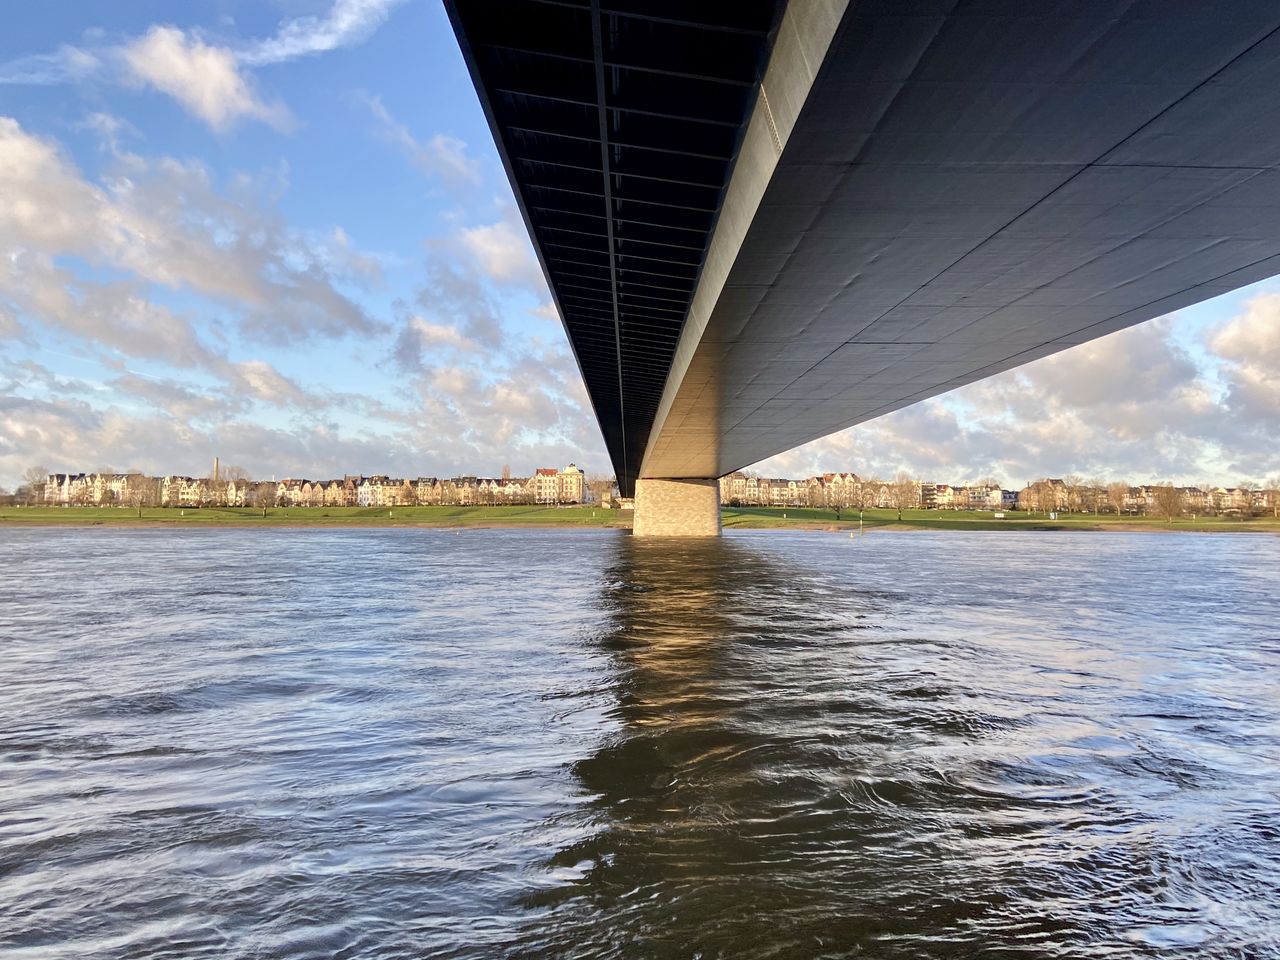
(448, 0, 1280, 534)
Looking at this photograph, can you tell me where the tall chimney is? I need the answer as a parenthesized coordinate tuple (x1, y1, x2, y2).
(213, 457, 220, 483)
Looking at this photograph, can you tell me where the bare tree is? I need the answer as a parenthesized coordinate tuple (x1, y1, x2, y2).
(1063, 475, 1085, 513)
(1106, 481, 1129, 516)
(252, 481, 278, 516)
(123, 472, 153, 518)
(854, 475, 880, 521)
(94, 467, 115, 503)
(1267, 475, 1280, 518)
(1084, 477, 1105, 514)
(1019, 480, 1047, 515)
(1236, 481, 1255, 519)
(888, 472, 919, 521)
(221, 464, 250, 482)
(1151, 484, 1184, 523)
(804, 480, 824, 509)
(501, 464, 511, 481)
(201, 469, 224, 507)
(587, 474, 615, 507)
(1020, 481, 1039, 515)
(71, 482, 93, 507)
(23, 465, 49, 505)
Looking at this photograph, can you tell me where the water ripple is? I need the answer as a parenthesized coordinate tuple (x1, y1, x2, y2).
(0, 527, 1277, 958)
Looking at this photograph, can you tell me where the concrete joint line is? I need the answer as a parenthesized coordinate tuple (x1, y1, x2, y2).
(759, 84, 784, 158)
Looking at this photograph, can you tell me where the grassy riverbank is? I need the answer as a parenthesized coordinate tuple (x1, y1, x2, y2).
(2, 504, 1278, 532)
(0, 505, 630, 527)
(722, 506, 1280, 533)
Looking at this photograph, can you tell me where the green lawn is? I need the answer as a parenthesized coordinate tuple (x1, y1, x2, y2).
(722, 506, 1280, 532)
(0, 505, 631, 527)
(2, 504, 1276, 532)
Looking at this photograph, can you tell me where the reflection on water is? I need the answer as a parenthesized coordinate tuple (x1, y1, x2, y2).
(0, 527, 1277, 958)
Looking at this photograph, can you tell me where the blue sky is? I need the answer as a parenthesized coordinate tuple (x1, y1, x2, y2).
(2, 0, 1278, 490)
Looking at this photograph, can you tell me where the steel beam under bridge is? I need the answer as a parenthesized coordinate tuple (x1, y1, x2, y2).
(449, 0, 1280, 533)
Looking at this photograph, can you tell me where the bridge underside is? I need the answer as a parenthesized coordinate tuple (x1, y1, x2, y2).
(451, 1, 1280, 533)
(446, 0, 782, 494)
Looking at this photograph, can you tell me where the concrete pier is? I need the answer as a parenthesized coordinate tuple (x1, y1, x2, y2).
(632, 479, 721, 538)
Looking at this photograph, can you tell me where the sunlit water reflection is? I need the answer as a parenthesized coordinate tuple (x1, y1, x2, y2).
(1, 527, 1276, 958)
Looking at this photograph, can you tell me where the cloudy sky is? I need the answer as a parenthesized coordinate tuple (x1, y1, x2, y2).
(2, 1, 1277, 491)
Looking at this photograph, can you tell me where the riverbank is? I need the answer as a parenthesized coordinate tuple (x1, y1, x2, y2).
(0, 505, 629, 528)
(2, 505, 1278, 532)
(724, 506, 1280, 533)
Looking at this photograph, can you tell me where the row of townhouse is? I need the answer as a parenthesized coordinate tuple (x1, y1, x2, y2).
(275, 476, 408, 507)
(720, 472, 809, 506)
(921, 482, 1019, 511)
(159, 476, 280, 507)
(1127, 484, 1275, 515)
(810, 473, 900, 508)
(1017, 478, 1278, 515)
(45, 472, 122, 505)
(160, 476, 269, 507)
(722, 471, 1023, 512)
(1208, 486, 1276, 513)
(42, 472, 266, 508)
(720, 470, 1276, 516)
(39, 464, 590, 508)
(274, 464, 588, 508)
(721, 472, 881, 509)
(720, 472, 924, 509)
(44, 472, 160, 505)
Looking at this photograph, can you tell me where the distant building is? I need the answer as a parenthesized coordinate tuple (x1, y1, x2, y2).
(528, 464, 584, 504)
(558, 463, 585, 503)
(161, 476, 210, 507)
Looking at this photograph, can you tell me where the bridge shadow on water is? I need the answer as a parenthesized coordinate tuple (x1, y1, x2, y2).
(508, 535, 1064, 960)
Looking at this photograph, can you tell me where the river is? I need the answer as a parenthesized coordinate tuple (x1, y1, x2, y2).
(1, 527, 1276, 958)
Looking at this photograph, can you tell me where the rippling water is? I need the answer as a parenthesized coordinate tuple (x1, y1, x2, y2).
(1, 527, 1277, 958)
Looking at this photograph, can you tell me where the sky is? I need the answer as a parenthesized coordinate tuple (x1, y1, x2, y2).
(1, 0, 1277, 492)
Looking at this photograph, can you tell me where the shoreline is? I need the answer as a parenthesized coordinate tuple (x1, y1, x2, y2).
(2, 507, 1277, 535)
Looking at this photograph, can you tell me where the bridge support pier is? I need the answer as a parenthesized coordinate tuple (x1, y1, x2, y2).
(632, 478, 721, 538)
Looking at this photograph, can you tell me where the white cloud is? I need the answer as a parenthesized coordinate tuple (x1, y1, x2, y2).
(0, 45, 99, 85)
(0, 115, 607, 487)
(1, 0, 405, 131)
(0, 393, 404, 484)
(1209, 292, 1280, 424)
(240, 0, 407, 66)
(753, 308, 1280, 487)
(111, 373, 246, 422)
(460, 218, 545, 292)
(122, 26, 290, 132)
(0, 252, 217, 369)
(414, 252, 506, 349)
(0, 351, 608, 487)
(364, 94, 483, 186)
(0, 117, 381, 353)
(532, 301, 560, 325)
(230, 360, 308, 407)
(401, 315, 481, 356)
(76, 112, 139, 154)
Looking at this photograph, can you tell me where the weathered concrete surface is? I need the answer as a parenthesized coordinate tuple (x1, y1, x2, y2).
(641, 2, 1280, 478)
(632, 479, 721, 538)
